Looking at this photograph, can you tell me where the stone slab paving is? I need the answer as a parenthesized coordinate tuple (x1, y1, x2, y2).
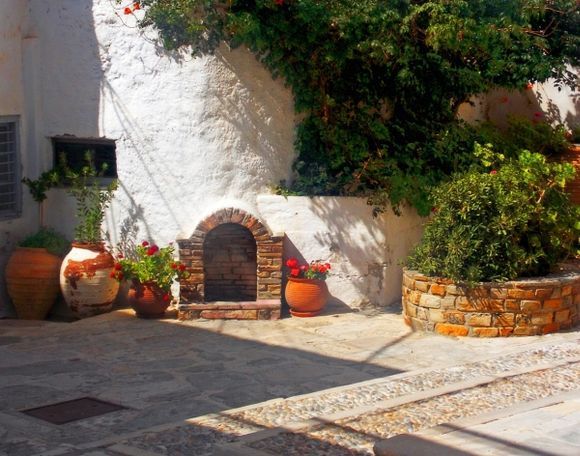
(0, 309, 578, 455)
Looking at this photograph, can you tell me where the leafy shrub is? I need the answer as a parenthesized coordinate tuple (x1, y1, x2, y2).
(19, 228, 70, 257)
(407, 147, 579, 283)
(134, 0, 579, 214)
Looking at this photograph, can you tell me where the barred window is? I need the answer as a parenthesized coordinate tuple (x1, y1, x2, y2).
(0, 118, 21, 219)
(52, 137, 117, 179)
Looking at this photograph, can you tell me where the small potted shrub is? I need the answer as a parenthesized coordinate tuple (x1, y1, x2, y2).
(4, 170, 68, 319)
(284, 258, 331, 317)
(59, 159, 119, 319)
(112, 241, 190, 318)
(5, 228, 69, 319)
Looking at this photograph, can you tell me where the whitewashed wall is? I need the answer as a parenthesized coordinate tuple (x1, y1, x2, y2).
(258, 196, 424, 309)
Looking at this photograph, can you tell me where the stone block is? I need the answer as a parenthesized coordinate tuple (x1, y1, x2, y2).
(550, 288, 562, 299)
(402, 275, 415, 290)
(435, 323, 469, 337)
(489, 288, 507, 299)
(499, 327, 514, 337)
(466, 313, 492, 327)
(455, 297, 478, 312)
(404, 303, 418, 318)
(440, 296, 457, 309)
(200, 310, 259, 319)
(415, 281, 430, 292)
(409, 291, 422, 305)
(446, 285, 466, 296)
(531, 312, 554, 325)
(534, 288, 553, 299)
(443, 311, 465, 325)
(554, 309, 571, 323)
(428, 309, 446, 323)
(541, 322, 560, 334)
(465, 287, 489, 298)
(492, 313, 515, 327)
(472, 327, 499, 337)
(543, 298, 563, 310)
(513, 325, 541, 336)
(521, 300, 541, 311)
(429, 283, 446, 296)
(416, 307, 429, 320)
(419, 294, 442, 308)
(507, 289, 536, 299)
(505, 299, 520, 311)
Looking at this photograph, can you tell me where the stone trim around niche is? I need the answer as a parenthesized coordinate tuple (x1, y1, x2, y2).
(402, 268, 580, 337)
(177, 207, 284, 320)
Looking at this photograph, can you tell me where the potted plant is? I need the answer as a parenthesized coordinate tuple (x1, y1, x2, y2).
(112, 241, 190, 318)
(4, 170, 69, 319)
(284, 258, 331, 317)
(59, 160, 119, 319)
(5, 228, 69, 320)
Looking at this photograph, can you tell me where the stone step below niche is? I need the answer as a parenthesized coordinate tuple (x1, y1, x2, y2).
(178, 300, 281, 320)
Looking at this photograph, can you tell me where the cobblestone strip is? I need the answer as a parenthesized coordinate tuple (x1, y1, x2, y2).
(246, 362, 580, 455)
(113, 341, 579, 456)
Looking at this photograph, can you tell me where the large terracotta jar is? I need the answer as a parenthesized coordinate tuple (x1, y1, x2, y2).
(127, 281, 171, 318)
(285, 277, 329, 317)
(60, 243, 119, 319)
(5, 247, 62, 319)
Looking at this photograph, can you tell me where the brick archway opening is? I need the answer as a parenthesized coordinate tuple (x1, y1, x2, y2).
(177, 208, 283, 320)
(203, 223, 257, 302)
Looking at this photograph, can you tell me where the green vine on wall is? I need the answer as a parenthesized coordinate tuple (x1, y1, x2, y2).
(130, 0, 579, 215)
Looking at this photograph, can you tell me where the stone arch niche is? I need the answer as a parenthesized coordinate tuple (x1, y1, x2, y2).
(177, 208, 283, 320)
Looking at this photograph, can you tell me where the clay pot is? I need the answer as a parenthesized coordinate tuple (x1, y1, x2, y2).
(127, 282, 171, 318)
(5, 247, 62, 319)
(60, 243, 119, 319)
(285, 277, 329, 317)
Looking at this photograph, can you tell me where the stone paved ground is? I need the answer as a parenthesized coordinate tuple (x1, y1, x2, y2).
(0, 308, 578, 455)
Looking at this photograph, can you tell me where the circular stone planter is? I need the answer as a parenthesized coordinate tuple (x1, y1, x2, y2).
(402, 267, 580, 337)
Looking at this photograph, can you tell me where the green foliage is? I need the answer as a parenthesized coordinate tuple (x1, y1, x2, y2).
(19, 227, 70, 257)
(62, 155, 117, 244)
(21, 170, 61, 203)
(407, 148, 579, 283)
(137, 0, 578, 213)
(113, 242, 190, 293)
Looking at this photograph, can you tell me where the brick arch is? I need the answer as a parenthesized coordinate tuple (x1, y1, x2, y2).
(177, 208, 283, 320)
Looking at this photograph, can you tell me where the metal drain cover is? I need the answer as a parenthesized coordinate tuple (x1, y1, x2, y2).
(22, 397, 126, 424)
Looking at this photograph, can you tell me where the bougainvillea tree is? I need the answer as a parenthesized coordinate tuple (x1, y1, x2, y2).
(126, 0, 579, 214)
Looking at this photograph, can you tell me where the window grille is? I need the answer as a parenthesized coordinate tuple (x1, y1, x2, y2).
(0, 118, 20, 219)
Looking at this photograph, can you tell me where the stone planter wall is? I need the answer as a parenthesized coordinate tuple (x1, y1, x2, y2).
(402, 268, 580, 337)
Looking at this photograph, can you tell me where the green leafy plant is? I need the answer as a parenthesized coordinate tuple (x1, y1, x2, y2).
(132, 0, 579, 214)
(21, 169, 62, 227)
(19, 227, 70, 257)
(112, 241, 190, 295)
(407, 147, 579, 283)
(63, 155, 117, 244)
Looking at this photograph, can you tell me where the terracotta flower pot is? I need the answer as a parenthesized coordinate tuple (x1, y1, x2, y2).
(5, 247, 62, 319)
(127, 282, 171, 318)
(60, 243, 119, 319)
(285, 276, 329, 317)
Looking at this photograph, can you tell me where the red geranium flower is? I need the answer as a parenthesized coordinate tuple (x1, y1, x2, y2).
(123, 7, 132, 15)
(275, 0, 284, 5)
(133, 2, 141, 10)
(114, 263, 122, 270)
(286, 257, 299, 268)
(147, 245, 159, 256)
(290, 268, 300, 277)
(178, 264, 187, 271)
(490, 170, 497, 175)
(109, 271, 116, 278)
(170, 263, 178, 270)
(142, 241, 149, 247)
(162, 294, 170, 302)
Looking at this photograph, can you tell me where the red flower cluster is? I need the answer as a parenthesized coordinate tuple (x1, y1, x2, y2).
(147, 245, 159, 256)
(275, 0, 285, 5)
(123, 2, 141, 15)
(285, 257, 331, 281)
(490, 170, 497, 175)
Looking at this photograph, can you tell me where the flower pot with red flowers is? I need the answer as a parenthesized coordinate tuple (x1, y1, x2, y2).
(284, 257, 331, 317)
(59, 161, 119, 319)
(112, 241, 190, 318)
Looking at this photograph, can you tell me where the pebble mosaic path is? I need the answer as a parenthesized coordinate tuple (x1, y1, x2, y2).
(109, 341, 580, 456)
